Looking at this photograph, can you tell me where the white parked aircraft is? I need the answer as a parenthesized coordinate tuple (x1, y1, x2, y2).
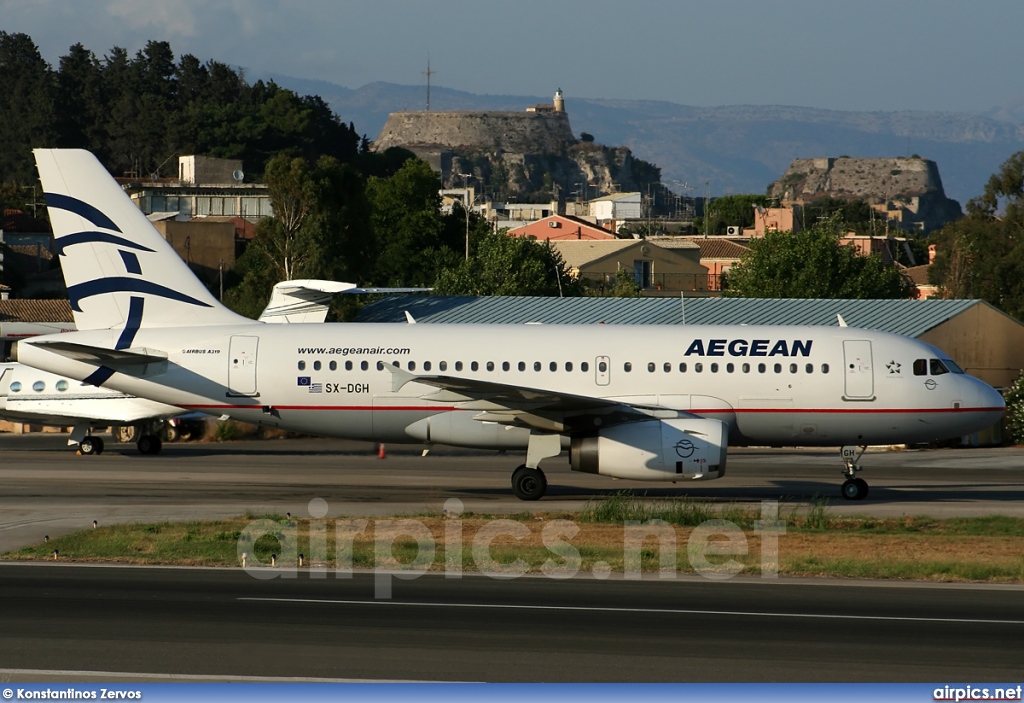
(15, 149, 1006, 500)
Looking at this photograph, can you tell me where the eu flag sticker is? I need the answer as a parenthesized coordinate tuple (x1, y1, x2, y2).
(297, 376, 311, 386)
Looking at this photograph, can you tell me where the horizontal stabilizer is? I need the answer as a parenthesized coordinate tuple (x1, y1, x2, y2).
(259, 280, 431, 323)
(27, 340, 167, 367)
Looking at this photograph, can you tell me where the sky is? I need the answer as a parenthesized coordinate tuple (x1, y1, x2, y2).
(3, 0, 1022, 114)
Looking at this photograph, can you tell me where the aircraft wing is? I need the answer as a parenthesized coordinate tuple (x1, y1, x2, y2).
(384, 364, 689, 433)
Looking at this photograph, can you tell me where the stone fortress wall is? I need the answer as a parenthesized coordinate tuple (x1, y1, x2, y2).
(373, 111, 576, 154)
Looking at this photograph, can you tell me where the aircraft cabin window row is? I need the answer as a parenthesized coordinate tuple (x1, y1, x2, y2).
(8, 379, 72, 393)
(295, 359, 831, 375)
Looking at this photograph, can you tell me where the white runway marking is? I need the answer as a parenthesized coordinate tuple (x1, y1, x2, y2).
(239, 596, 1024, 626)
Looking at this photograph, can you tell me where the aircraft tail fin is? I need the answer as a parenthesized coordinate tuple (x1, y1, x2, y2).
(33, 149, 251, 332)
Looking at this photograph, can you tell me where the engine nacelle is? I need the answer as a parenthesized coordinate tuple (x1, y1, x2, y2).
(404, 410, 532, 449)
(570, 418, 728, 481)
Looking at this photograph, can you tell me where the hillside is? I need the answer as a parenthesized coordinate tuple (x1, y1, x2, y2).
(263, 74, 1024, 207)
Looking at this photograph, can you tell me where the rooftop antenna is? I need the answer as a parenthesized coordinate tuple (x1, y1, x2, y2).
(422, 57, 435, 111)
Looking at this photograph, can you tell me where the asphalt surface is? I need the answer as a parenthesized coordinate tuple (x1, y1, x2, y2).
(0, 564, 1021, 682)
(1, 434, 1023, 683)
(1, 434, 1022, 552)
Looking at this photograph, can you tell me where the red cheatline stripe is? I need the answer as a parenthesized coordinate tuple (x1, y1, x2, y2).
(179, 404, 1001, 414)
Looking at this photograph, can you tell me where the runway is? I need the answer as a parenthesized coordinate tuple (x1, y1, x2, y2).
(0, 563, 1022, 682)
(0, 434, 1022, 552)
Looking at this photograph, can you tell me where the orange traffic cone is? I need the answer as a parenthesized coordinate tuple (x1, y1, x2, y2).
(377, 443, 387, 459)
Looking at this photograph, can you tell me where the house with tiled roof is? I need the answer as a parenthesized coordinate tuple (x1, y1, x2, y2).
(549, 239, 707, 294)
(650, 237, 749, 291)
(507, 215, 617, 241)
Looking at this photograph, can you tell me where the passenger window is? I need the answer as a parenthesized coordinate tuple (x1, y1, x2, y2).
(56, 380, 69, 392)
(439, 361, 448, 372)
(648, 362, 655, 372)
(486, 361, 495, 372)
(534, 361, 542, 372)
(298, 360, 306, 371)
(329, 361, 337, 371)
(624, 362, 632, 372)
(345, 361, 352, 371)
(930, 359, 949, 375)
(581, 361, 589, 372)
(710, 363, 719, 373)
(360, 361, 368, 371)
(679, 362, 687, 372)
(805, 363, 813, 374)
(471, 361, 479, 372)
(10, 381, 21, 392)
(32, 381, 45, 392)
(408, 361, 416, 371)
(758, 363, 766, 373)
(742, 363, 750, 373)
(790, 363, 797, 373)
(774, 363, 782, 373)
(455, 361, 463, 371)
(518, 361, 526, 372)
(695, 363, 703, 373)
(550, 362, 557, 372)
(424, 361, 432, 371)
(822, 363, 829, 374)
(726, 363, 734, 373)
(598, 361, 607, 373)
(913, 359, 927, 376)
(502, 361, 510, 371)
(663, 362, 671, 373)
(377, 361, 384, 371)
(566, 362, 573, 372)
(313, 360, 322, 371)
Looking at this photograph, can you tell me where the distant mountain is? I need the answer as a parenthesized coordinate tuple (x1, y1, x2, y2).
(263, 74, 1024, 207)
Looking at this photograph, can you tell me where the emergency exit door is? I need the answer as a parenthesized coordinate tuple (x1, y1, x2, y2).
(228, 335, 259, 396)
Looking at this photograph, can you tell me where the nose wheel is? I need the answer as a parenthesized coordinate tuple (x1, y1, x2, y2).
(840, 445, 869, 500)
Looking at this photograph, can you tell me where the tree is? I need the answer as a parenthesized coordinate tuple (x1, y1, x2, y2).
(725, 216, 915, 299)
(434, 232, 584, 297)
(930, 151, 1024, 319)
(367, 159, 464, 286)
(705, 194, 769, 233)
(0, 32, 56, 183)
(1003, 371, 1024, 445)
(225, 154, 372, 317)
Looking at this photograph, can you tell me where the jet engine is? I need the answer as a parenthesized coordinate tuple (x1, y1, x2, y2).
(570, 418, 728, 481)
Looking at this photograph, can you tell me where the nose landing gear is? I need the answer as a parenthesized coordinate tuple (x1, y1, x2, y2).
(840, 445, 869, 500)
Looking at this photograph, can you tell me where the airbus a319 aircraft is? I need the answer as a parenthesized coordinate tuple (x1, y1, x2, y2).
(15, 149, 1005, 500)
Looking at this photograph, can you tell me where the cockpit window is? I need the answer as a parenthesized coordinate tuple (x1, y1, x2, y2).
(943, 358, 965, 374)
(913, 359, 927, 376)
(929, 359, 949, 376)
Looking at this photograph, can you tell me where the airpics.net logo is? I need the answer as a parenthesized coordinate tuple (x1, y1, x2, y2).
(236, 498, 787, 599)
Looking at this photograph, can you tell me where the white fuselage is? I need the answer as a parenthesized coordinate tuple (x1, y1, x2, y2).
(17, 322, 1005, 449)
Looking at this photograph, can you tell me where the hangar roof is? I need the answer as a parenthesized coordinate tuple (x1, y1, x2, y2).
(356, 296, 992, 338)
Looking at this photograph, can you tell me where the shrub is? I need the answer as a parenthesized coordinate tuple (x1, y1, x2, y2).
(1003, 371, 1024, 445)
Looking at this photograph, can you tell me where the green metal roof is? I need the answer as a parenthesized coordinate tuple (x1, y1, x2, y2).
(356, 296, 991, 338)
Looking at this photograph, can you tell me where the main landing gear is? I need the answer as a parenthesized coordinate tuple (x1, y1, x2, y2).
(840, 445, 869, 501)
(79, 435, 104, 456)
(511, 466, 547, 501)
(510, 433, 561, 500)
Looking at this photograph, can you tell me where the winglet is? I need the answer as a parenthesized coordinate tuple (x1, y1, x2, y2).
(404, 311, 417, 324)
(837, 313, 848, 328)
